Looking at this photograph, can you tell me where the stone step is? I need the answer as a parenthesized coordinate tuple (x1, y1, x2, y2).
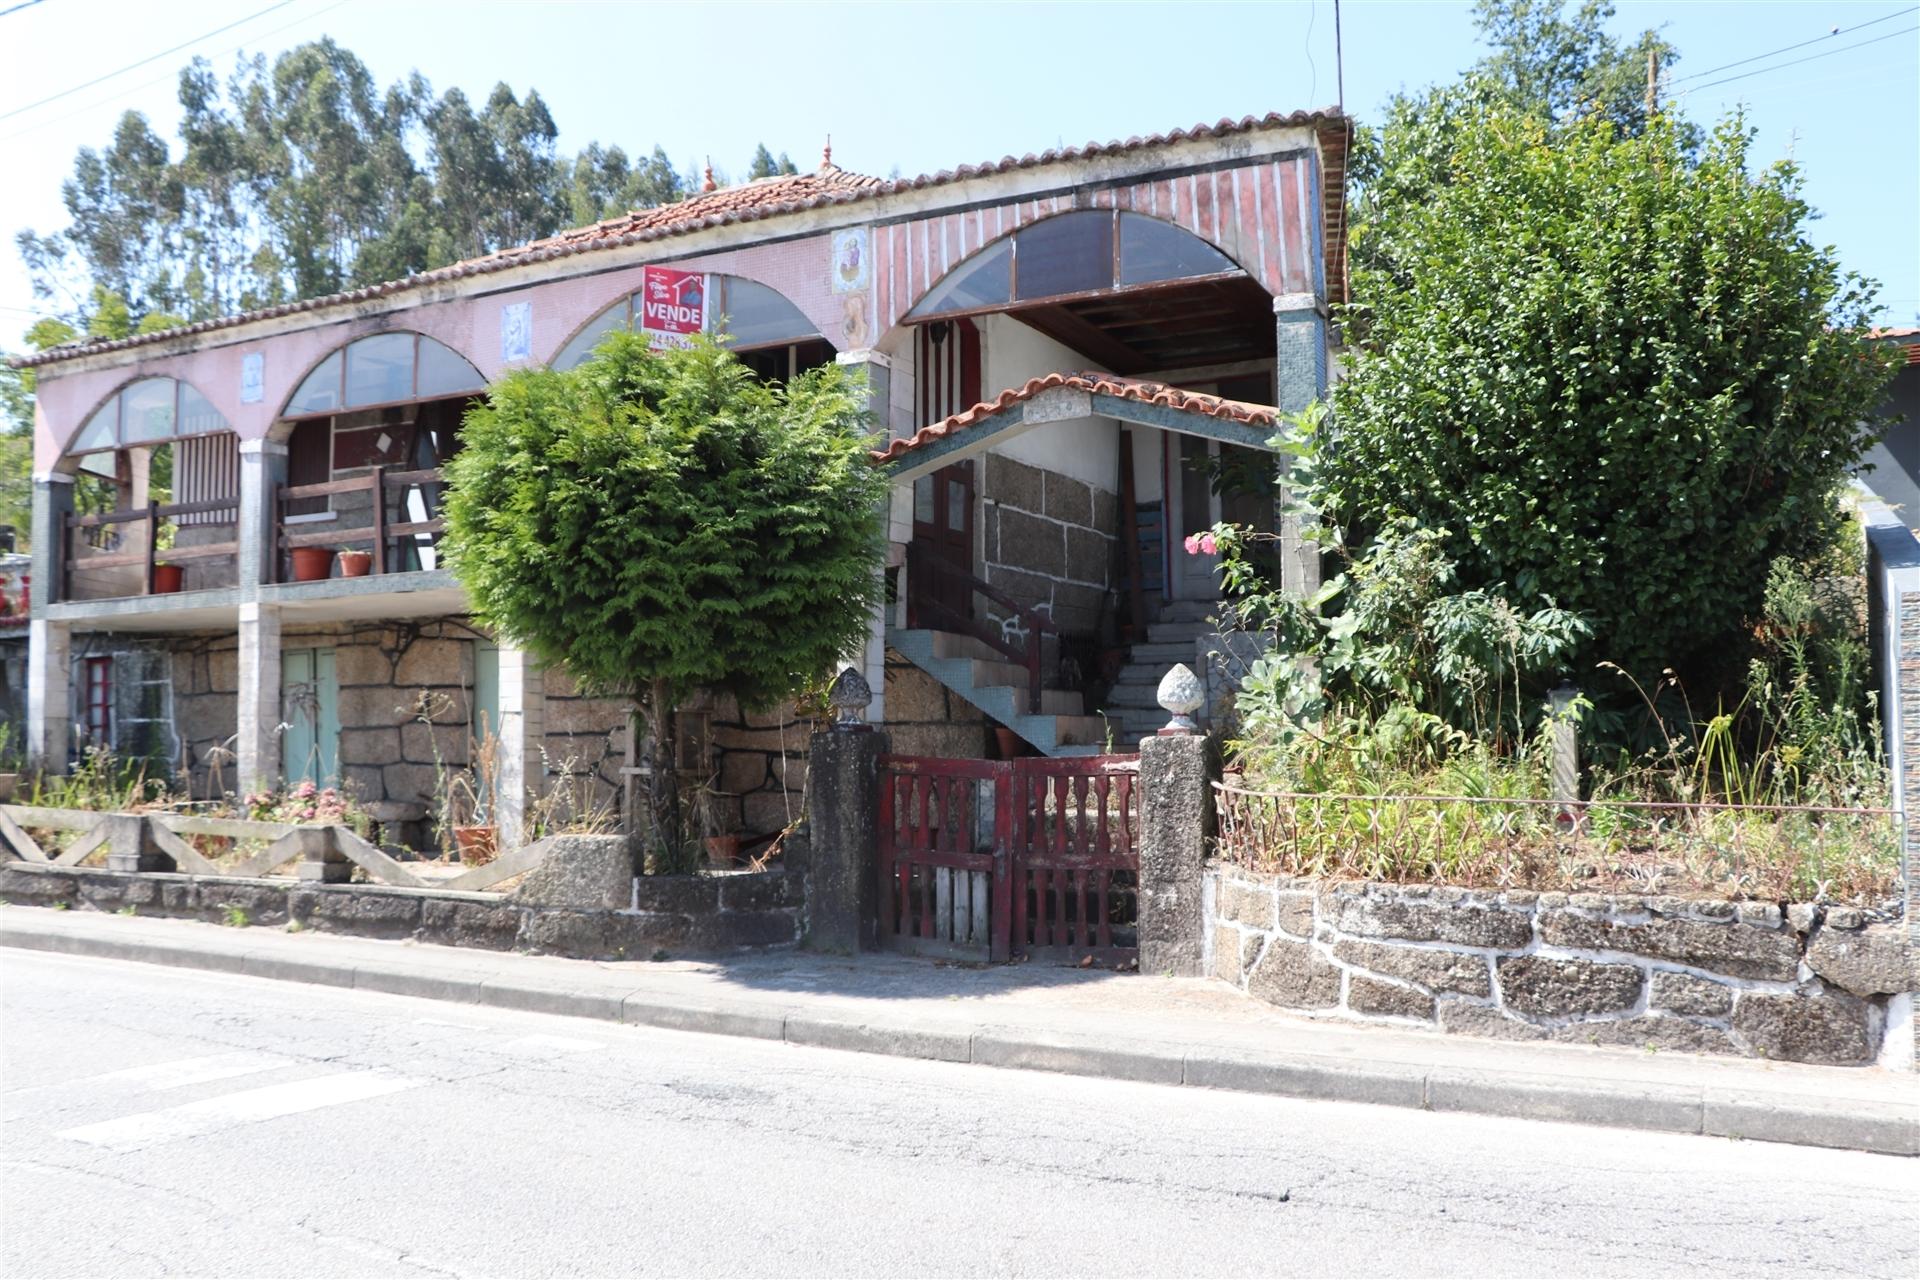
(1157, 600, 1217, 624)
(928, 630, 1002, 663)
(966, 660, 1083, 715)
(1125, 641, 1199, 665)
(1146, 621, 1213, 644)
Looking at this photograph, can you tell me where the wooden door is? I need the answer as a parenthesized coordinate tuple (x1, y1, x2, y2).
(909, 460, 975, 625)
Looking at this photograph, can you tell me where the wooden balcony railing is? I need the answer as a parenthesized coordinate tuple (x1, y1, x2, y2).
(273, 465, 444, 583)
(60, 497, 239, 600)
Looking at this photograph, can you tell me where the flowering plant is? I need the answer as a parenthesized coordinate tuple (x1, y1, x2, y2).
(243, 779, 365, 830)
(1182, 531, 1218, 556)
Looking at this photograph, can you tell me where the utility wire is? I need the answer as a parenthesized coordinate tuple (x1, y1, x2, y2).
(0, 1, 293, 122)
(1670, 5, 1917, 84)
(0, 1, 49, 19)
(0, 0, 349, 143)
(1685, 25, 1917, 93)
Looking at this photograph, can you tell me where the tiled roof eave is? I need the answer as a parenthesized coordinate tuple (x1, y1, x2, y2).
(13, 108, 1346, 371)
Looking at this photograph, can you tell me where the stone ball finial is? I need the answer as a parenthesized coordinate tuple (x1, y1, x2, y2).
(1156, 663, 1204, 736)
(827, 665, 873, 731)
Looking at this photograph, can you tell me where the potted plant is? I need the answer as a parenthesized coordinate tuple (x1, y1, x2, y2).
(290, 546, 333, 581)
(690, 779, 741, 867)
(994, 726, 1023, 759)
(151, 563, 185, 594)
(337, 547, 373, 577)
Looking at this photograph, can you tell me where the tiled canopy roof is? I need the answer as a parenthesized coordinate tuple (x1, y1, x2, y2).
(1872, 327, 1920, 365)
(870, 372, 1277, 465)
(14, 109, 1346, 369)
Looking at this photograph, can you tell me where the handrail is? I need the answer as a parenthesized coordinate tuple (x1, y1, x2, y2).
(60, 494, 241, 600)
(274, 464, 445, 580)
(905, 540, 1054, 714)
(66, 495, 239, 530)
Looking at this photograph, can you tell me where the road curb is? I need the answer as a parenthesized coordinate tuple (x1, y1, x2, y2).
(4, 919, 1914, 1157)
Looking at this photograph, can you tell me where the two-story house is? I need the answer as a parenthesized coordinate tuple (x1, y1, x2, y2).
(12, 107, 1349, 850)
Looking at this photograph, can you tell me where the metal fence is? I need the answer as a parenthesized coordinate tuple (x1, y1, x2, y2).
(1211, 782, 1905, 900)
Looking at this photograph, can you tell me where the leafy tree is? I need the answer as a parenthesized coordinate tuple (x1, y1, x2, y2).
(441, 333, 889, 857)
(746, 144, 798, 180)
(563, 143, 686, 224)
(1323, 103, 1899, 689)
(1472, 0, 1678, 136)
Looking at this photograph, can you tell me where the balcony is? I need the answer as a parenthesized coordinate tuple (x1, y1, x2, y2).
(273, 465, 445, 584)
(60, 497, 240, 602)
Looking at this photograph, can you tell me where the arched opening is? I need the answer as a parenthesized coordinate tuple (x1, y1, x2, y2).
(552, 274, 836, 384)
(904, 210, 1273, 374)
(60, 377, 240, 602)
(275, 333, 486, 582)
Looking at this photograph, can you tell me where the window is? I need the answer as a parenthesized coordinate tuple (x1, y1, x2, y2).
(552, 275, 828, 373)
(70, 378, 233, 456)
(82, 656, 112, 746)
(284, 334, 484, 418)
(906, 210, 1241, 320)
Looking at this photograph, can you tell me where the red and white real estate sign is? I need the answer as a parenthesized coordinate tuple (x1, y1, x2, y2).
(640, 266, 705, 348)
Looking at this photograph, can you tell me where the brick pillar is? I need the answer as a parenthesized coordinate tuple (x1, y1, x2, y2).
(237, 439, 288, 589)
(236, 602, 282, 793)
(494, 646, 546, 852)
(1273, 294, 1329, 597)
(805, 667, 884, 952)
(1136, 664, 1211, 977)
(26, 618, 70, 772)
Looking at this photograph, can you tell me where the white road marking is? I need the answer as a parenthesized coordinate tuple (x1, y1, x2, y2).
(56, 1072, 421, 1152)
(497, 1033, 602, 1055)
(6, 1051, 293, 1097)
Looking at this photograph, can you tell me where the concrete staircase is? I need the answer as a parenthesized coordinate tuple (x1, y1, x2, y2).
(1097, 603, 1217, 748)
(887, 627, 1112, 756)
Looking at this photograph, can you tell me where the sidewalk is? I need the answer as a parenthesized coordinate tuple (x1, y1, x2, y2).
(3, 903, 1914, 1156)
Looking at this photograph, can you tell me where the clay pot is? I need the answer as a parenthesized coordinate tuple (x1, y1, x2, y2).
(452, 824, 497, 865)
(151, 564, 184, 594)
(290, 546, 334, 582)
(994, 727, 1023, 759)
(705, 835, 743, 868)
(336, 549, 373, 578)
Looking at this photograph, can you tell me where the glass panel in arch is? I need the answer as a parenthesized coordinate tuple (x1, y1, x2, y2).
(717, 277, 817, 347)
(553, 300, 629, 370)
(1013, 212, 1113, 301)
(286, 352, 343, 416)
(344, 333, 415, 406)
(416, 336, 484, 398)
(72, 403, 117, 453)
(120, 379, 176, 443)
(907, 238, 1011, 318)
(1118, 212, 1237, 286)
(177, 383, 228, 436)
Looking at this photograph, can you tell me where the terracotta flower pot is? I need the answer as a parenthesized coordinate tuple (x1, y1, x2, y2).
(994, 727, 1023, 759)
(337, 549, 373, 578)
(452, 824, 497, 865)
(151, 564, 184, 594)
(705, 835, 743, 868)
(290, 546, 334, 582)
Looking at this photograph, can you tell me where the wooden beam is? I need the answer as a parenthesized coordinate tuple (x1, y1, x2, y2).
(1016, 306, 1150, 375)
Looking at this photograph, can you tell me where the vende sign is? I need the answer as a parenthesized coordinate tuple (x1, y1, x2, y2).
(640, 266, 704, 347)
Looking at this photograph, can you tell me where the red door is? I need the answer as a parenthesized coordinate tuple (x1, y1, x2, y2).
(908, 460, 974, 627)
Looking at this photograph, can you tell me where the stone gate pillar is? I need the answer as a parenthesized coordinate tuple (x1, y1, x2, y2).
(805, 667, 886, 953)
(1136, 664, 1211, 977)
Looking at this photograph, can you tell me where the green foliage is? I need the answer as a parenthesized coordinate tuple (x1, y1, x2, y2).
(442, 332, 888, 853)
(1326, 101, 1898, 688)
(221, 904, 250, 928)
(746, 144, 799, 180)
(1470, 0, 1679, 136)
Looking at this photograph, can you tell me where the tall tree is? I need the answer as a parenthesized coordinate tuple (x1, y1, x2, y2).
(745, 144, 798, 180)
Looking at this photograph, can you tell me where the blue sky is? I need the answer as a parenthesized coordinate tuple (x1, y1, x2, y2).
(0, 0, 1914, 350)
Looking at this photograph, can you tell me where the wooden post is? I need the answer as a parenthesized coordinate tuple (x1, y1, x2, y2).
(142, 502, 158, 595)
(370, 465, 387, 576)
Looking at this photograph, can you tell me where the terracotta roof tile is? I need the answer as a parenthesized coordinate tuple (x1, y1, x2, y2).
(871, 372, 1276, 465)
(14, 109, 1345, 370)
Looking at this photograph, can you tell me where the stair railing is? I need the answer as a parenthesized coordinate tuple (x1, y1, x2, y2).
(905, 540, 1057, 714)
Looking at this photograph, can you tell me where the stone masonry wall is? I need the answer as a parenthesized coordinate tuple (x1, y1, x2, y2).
(980, 452, 1119, 644)
(1209, 868, 1917, 1066)
(882, 647, 988, 760)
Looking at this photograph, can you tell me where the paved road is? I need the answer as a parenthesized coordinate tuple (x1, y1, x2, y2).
(2, 951, 1914, 1279)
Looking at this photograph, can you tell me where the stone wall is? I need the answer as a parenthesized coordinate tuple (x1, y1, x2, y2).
(0, 860, 803, 959)
(882, 646, 988, 760)
(979, 452, 1118, 642)
(706, 691, 817, 839)
(1208, 868, 1917, 1067)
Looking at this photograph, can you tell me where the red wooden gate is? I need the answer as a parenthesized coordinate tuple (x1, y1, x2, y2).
(876, 753, 1140, 964)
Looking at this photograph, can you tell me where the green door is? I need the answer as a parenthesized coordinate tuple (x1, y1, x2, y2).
(281, 647, 340, 787)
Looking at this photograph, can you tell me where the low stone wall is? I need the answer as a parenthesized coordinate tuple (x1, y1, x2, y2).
(1208, 867, 1916, 1066)
(0, 861, 803, 960)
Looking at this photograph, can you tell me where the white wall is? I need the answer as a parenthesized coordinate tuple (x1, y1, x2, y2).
(979, 314, 1118, 492)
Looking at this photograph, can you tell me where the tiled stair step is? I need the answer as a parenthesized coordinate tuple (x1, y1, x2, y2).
(966, 660, 1085, 716)
(928, 630, 1005, 663)
(888, 627, 1083, 757)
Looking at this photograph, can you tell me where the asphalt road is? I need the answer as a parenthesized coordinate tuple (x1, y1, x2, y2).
(2, 950, 1915, 1279)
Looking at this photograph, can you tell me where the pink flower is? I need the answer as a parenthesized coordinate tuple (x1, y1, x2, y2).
(1199, 533, 1218, 556)
(1183, 534, 1201, 555)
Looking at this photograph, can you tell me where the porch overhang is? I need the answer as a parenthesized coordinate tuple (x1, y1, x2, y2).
(873, 371, 1278, 484)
